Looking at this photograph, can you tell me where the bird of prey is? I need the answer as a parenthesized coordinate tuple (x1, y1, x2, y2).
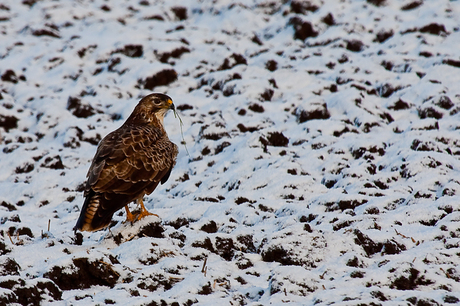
(74, 93, 178, 232)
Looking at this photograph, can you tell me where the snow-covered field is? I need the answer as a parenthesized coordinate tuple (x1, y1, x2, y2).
(1, 0, 460, 305)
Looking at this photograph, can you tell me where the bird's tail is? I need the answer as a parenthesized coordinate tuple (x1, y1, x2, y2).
(74, 190, 114, 232)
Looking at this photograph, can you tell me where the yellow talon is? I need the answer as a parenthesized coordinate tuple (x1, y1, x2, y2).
(134, 198, 159, 221)
(124, 205, 136, 223)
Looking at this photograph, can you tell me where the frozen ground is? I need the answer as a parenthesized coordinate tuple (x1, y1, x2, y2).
(1, 0, 460, 305)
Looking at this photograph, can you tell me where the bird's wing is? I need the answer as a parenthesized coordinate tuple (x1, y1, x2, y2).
(86, 124, 177, 196)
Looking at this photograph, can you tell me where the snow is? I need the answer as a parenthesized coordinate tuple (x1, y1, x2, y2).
(1, 0, 460, 305)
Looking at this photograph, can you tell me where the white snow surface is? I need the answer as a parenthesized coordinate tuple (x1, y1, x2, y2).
(1, 0, 460, 305)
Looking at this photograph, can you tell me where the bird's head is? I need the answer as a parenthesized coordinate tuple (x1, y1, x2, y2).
(134, 93, 175, 126)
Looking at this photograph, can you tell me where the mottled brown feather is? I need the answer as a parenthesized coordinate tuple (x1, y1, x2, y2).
(74, 93, 178, 232)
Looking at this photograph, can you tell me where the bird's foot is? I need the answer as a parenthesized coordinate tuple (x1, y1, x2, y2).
(134, 208, 159, 222)
(134, 198, 159, 221)
(124, 206, 137, 224)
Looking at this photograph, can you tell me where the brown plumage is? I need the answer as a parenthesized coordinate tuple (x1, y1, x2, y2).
(74, 93, 178, 232)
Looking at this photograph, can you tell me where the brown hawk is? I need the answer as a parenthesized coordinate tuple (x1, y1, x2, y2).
(74, 93, 178, 232)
